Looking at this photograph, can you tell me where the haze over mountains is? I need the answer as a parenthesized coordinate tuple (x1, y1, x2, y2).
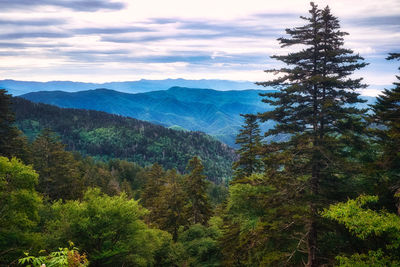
(0, 79, 262, 96)
(21, 87, 275, 147)
(3, 78, 376, 147)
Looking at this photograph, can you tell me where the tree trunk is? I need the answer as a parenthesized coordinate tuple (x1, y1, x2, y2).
(307, 148, 319, 266)
(307, 211, 318, 267)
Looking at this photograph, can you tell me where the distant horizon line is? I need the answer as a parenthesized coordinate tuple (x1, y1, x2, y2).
(0, 77, 260, 84)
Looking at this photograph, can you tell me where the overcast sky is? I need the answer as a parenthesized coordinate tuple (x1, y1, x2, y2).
(0, 0, 399, 95)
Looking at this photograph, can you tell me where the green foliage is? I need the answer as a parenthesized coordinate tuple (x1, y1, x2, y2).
(232, 114, 263, 180)
(206, 182, 229, 206)
(336, 249, 399, 267)
(0, 89, 30, 160)
(19, 243, 89, 267)
(323, 195, 400, 266)
(31, 129, 83, 200)
(141, 163, 166, 213)
(368, 53, 400, 212)
(185, 157, 212, 225)
(0, 157, 42, 265)
(151, 169, 190, 241)
(221, 173, 307, 266)
(323, 195, 400, 241)
(44, 188, 176, 266)
(178, 223, 222, 267)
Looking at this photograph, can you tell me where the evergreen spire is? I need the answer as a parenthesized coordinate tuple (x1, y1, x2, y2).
(232, 114, 262, 180)
(0, 89, 21, 158)
(257, 3, 368, 265)
(185, 156, 212, 225)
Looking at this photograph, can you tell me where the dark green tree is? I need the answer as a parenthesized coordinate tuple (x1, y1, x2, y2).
(232, 114, 262, 180)
(0, 89, 19, 158)
(77, 156, 114, 195)
(141, 163, 166, 216)
(370, 53, 400, 208)
(0, 90, 30, 161)
(31, 129, 82, 200)
(256, 3, 368, 266)
(185, 156, 212, 225)
(152, 169, 189, 241)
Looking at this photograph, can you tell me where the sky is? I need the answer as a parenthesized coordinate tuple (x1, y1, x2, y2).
(0, 0, 399, 95)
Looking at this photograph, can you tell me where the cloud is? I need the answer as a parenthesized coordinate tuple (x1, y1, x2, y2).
(100, 17, 281, 44)
(148, 18, 179, 25)
(0, 32, 72, 40)
(176, 19, 282, 38)
(74, 26, 153, 35)
(55, 47, 268, 66)
(0, 18, 67, 26)
(0, 42, 71, 49)
(0, 0, 126, 11)
(0, 0, 398, 90)
(345, 15, 400, 30)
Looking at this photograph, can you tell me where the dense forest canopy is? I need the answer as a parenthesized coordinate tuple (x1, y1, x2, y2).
(0, 2, 399, 267)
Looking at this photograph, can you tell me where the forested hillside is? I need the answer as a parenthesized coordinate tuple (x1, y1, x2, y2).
(21, 87, 275, 147)
(12, 97, 236, 183)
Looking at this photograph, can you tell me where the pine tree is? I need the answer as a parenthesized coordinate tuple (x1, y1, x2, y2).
(370, 53, 400, 170)
(232, 114, 262, 180)
(0, 89, 27, 159)
(370, 53, 400, 212)
(141, 163, 166, 211)
(32, 129, 82, 200)
(256, 3, 368, 266)
(185, 156, 212, 225)
(152, 169, 189, 241)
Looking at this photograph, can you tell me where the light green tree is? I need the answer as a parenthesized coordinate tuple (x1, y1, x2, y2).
(0, 157, 42, 265)
(323, 195, 400, 266)
(45, 188, 176, 266)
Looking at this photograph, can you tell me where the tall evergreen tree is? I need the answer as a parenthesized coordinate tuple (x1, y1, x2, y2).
(0, 89, 29, 160)
(141, 164, 165, 208)
(185, 156, 212, 225)
(369, 53, 400, 211)
(232, 114, 262, 180)
(370, 53, 400, 170)
(32, 129, 82, 200)
(152, 169, 189, 241)
(0, 89, 17, 157)
(257, 3, 367, 266)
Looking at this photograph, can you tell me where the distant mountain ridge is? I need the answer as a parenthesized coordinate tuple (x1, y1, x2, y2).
(0, 78, 262, 96)
(20, 86, 376, 147)
(21, 87, 276, 147)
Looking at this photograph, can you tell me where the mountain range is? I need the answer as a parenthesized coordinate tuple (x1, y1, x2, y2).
(0, 78, 262, 96)
(21, 87, 276, 147)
